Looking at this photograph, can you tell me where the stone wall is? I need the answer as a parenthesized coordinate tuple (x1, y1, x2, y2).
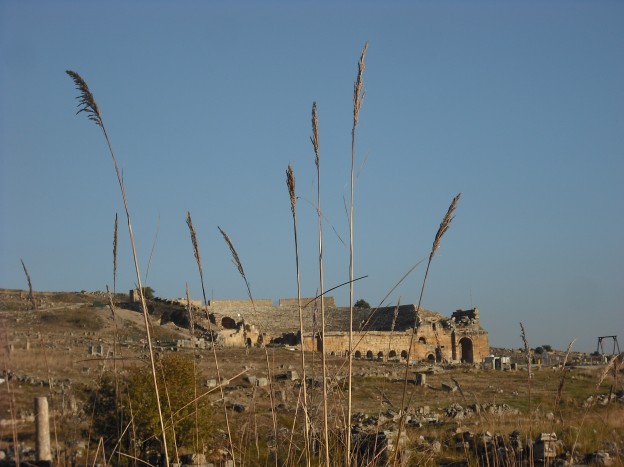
(302, 307, 489, 363)
(206, 299, 273, 310)
(278, 297, 335, 307)
(303, 329, 489, 364)
(174, 298, 202, 309)
(218, 325, 264, 347)
(178, 293, 490, 363)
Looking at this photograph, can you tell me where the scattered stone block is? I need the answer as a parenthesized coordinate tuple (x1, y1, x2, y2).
(534, 432, 558, 461)
(585, 450, 613, 466)
(230, 403, 246, 413)
(441, 382, 457, 392)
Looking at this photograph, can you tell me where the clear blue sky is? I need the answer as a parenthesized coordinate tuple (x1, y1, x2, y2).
(1, 1, 622, 353)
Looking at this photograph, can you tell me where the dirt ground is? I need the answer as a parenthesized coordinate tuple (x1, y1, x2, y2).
(1, 289, 622, 465)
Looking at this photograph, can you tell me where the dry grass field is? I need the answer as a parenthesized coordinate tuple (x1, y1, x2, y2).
(1, 289, 622, 466)
(3, 57, 621, 466)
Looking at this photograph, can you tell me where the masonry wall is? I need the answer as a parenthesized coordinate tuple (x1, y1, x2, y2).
(218, 326, 264, 347)
(303, 325, 490, 363)
(207, 299, 273, 310)
(279, 297, 336, 307)
(185, 295, 490, 362)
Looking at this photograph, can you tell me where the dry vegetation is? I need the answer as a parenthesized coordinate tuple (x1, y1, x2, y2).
(1, 289, 622, 466)
(1, 45, 622, 467)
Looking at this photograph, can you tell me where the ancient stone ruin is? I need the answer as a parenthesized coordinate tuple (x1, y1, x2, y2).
(303, 305, 489, 364)
(178, 296, 489, 363)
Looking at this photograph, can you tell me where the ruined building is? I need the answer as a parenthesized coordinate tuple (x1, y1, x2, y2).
(302, 305, 490, 364)
(181, 296, 489, 364)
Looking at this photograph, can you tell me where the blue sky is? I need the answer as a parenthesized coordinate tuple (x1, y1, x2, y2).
(1, 1, 622, 353)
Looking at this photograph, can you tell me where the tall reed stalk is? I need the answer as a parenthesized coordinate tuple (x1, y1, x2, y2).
(553, 338, 576, 426)
(286, 164, 311, 466)
(217, 226, 279, 465)
(145, 214, 160, 284)
(185, 212, 235, 464)
(111, 214, 120, 410)
(105, 286, 121, 434)
(20, 259, 36, 311)
(66, 70, 169, 466)
(20, 261, 61, 463)
(347, 42, 367, 464)
(185, 283, 201, 454)
(2, 328, 19, 467)
(571, 355, 623, 462)
(393, 193, 461, 466)
(520, 322, 534, 467)
(310, 101, 331, 467)
(113, 213, 118, 296)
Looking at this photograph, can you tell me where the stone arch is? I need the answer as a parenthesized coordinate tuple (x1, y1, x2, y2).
(221, 316, 237, 329)
(400, 350, 408, 359)
(366, 350, 374, 360)
(459, 337, 474, 363)
(354, 350, 362, 359)
(427, 353, 435, 363)
(377, 351, 384, 360)
(389, 350, 397, 359)
(418, 337, 427, 345)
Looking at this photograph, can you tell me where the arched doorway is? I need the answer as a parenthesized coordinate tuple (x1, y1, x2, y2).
(400, 350, 408, 360)
(366, 350, 373, 360)
(459, 337, 474, 363)
(389, 350, 397, 359)
(221, 316, 237, 329)
(427, 354, 435, 363)
(354, 350, 362, 359)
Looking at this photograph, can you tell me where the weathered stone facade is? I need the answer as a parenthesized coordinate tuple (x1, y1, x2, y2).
(185, 296, 489, 363)
(302, 306, 489, 363)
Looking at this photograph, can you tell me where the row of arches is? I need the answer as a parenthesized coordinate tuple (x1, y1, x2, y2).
(334, 337, 474, 363)
(353, 350, 411, 360)
(352, 349, 441, 363)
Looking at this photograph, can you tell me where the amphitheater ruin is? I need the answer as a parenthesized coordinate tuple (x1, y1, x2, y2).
(166, 295, 490, 364)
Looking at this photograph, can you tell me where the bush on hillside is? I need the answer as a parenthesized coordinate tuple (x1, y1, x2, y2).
(87, 353, 212, 459)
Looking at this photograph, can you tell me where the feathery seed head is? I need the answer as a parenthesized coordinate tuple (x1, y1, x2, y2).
(20, 259, 36, 311)
(66, 70, 103, 128)
(218, 226, 256, 312)
(311, 102, 320, 168)
(186, 212, 204, 278)
(218, 226, 246, 279)
(353, 42, 368, 129)
(430, 192, 462, 260)
(287, 164, 296, 216)
(520, 322, 531, 364)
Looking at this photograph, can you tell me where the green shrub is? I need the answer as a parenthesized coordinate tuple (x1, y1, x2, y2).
(87, 353, 212, 460)
(142, 287, 155, 299)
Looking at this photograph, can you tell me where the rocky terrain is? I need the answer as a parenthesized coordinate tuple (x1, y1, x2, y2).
(1, 289, 622, 466)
